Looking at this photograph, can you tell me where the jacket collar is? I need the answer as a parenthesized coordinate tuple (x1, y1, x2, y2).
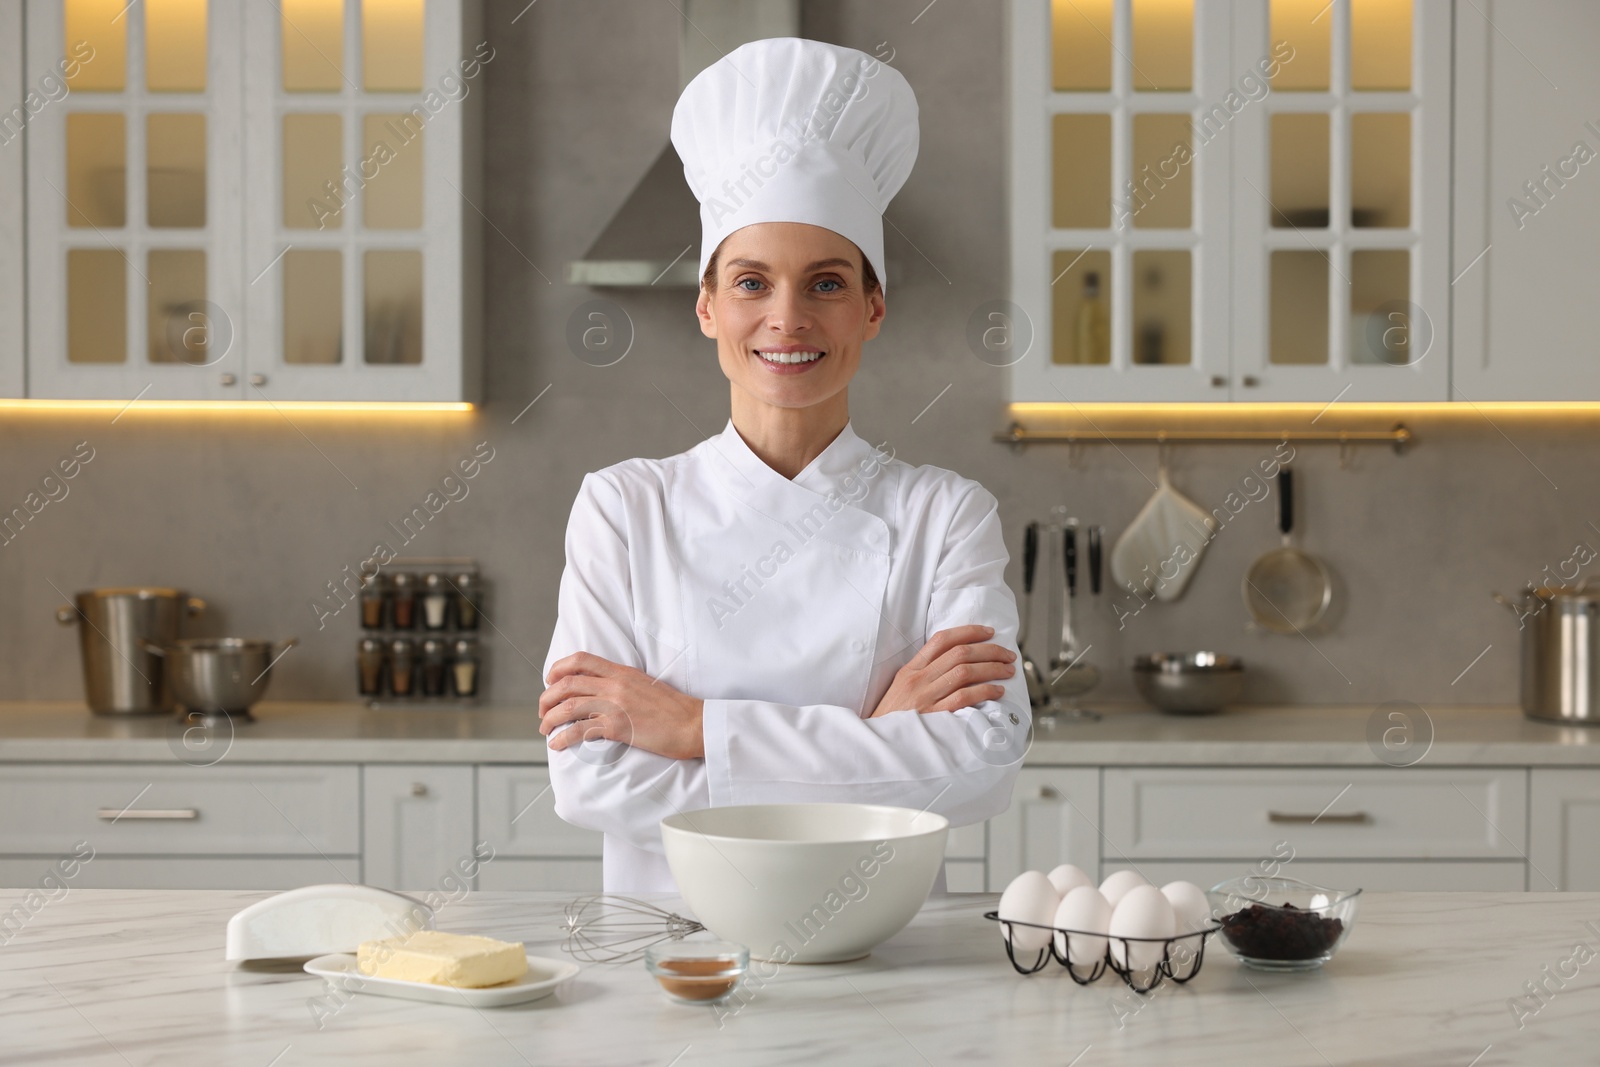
(702, 418, 893, 554)
(714, 418, 877, 486)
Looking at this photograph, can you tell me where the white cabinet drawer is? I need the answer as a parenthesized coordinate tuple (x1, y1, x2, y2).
(946, 821, 986, 860)
(477, 857, 603, 892)
(478, 766, 602, 858)
(944, 860, 986, 893)
(0, 764, 359, 856)
(1100, 859, 1528, 893)
(1103, 768, 1527, 860)
(0, 855, 356, 891)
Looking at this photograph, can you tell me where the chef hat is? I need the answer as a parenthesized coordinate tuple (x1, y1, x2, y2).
(670, 37, 919, 292)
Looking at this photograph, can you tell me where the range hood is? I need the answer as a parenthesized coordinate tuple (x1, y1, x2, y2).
(565, 0, 800, 288)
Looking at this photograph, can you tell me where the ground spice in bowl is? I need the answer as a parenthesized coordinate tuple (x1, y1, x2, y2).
(652, 958, 742, 1001)
(643, 940, 749, 1005)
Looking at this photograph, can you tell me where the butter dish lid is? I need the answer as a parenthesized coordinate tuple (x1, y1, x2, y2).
(225, 884, 434, 961)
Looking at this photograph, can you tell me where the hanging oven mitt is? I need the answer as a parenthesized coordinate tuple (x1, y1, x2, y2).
(1110, 466, 1217, 603)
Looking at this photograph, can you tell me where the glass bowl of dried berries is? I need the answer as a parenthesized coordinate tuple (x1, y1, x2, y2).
(1206, 876, 1361, 972)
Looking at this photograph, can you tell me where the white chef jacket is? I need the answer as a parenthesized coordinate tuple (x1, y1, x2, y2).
(542, 419, 1030, 893)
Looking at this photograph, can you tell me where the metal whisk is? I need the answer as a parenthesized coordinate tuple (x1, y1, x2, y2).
(560, 895, 705, 964)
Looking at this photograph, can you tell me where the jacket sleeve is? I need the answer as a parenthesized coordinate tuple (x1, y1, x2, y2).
(542, 472, 710, 853)
(699, 483, 1031, 826)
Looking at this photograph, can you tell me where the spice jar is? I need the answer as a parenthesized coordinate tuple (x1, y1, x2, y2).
(451, 636, 480, 698)
(357, 637, 385, 697)
(420, 638, 449, 698)
(359, 571, 389, 630)
(643, 941, 748, 1005)
(452, 572, 481, 630)
(421, 572, 451, 630)
(390, 572, 418, 630)
(388, 637, 417, 697)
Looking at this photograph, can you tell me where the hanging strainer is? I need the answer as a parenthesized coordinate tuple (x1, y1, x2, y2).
(1242, 467, 1332, 634)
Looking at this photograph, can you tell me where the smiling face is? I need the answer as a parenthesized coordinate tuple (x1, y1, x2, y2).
(695, 222, 886, 415)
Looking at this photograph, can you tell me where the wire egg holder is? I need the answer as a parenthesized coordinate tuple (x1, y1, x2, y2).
(983, 911, 1224, 994)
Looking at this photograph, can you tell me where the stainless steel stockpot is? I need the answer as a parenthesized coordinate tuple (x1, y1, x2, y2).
(1494, 583, 1600, 725)
(55, 588, 205, 715)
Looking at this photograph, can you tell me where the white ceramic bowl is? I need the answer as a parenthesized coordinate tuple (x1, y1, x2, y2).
(661, 803, 948, 964)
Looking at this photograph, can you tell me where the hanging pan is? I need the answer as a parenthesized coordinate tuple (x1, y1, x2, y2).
(1242, 467, 1332, 634)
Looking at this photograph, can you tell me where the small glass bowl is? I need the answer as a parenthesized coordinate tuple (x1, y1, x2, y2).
(1207, 876, 1360, 971)
(643, 940, 749, 1005)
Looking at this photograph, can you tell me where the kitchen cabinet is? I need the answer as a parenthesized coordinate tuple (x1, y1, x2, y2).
(0, 3, 24, 398)
(1099, 860, 1528, 892)
(986, 767, 1101, 890)
(0, 763, 361, 890)
(1101, 766, 1529, 860)
(1451, 1, 1600, 400)
(944, 820, 988, 892)
(361, 764, 475, 892)
(1009, 0, 1451, 402)
(0, 856, 342, 890)
(17, 0, 482, 402)
(476, 766, 604, 891)
(1529, 769, 1600, 890)
(477, 858, 604, 892)
(1098, 766, 1529, 893)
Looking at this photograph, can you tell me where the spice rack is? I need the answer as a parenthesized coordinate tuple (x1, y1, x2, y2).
(357, 557, 485, 708)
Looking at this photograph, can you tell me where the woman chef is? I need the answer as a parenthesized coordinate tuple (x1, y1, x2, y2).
(539, 38, 1030, 893)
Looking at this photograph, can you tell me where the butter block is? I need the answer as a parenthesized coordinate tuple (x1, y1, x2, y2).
(356, 930, 527, 988)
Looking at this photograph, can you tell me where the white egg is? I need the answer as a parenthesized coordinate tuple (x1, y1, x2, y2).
(1108, 884, 1176, 974)
(1052, 886, 1112, 967)
(1160, 881, 1211, 933)
(1098, 868, 1149, 909)
(1160, 880, 1211, 978)
(1046, 863, 1094, 897)
(997, 871, 1058, 956)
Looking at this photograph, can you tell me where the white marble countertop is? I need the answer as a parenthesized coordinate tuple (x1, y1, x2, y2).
(0, 888, 1589, 1065)
(2, 700, 1600, 766)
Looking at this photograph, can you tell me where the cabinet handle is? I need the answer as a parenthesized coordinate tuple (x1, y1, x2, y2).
(1037, 785, 1060, 800)
(219, 372, 237, 386)
(1241, 375, 1260, 387)
(1210, 375, 1226, 387)
(98, 808, 199, 821)
(249, 373, 268, 387)
(1267, 810, 1370, 825)
(411, 783, 429, 797)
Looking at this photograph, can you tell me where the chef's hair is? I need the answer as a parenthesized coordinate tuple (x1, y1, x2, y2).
(701, 244, 881, 294)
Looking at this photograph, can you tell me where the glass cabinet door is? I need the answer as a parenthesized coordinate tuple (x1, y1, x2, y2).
(1228, 0, 1450, 401)
(242, 0, 476, 402)
(0, 6, 25, 398)
(1011, 0, 1233, 403)
(1010, 0, 1450, 403)
(25, 0, 244, 399)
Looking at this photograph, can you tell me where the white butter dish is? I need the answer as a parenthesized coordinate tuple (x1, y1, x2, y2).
(225, 884, 434, 961)
(303, 952, 580, 1008)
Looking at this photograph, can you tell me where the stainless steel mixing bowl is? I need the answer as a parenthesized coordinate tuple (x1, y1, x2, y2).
(1132, 652, 1245, 714)
(143, 638, 297, 720)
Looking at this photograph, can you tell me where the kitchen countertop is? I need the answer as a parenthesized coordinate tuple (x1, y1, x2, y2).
(0, 888, 1589, 1064)
(2, 700, 1600, 766)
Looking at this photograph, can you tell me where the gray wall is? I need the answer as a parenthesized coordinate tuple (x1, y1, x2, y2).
(1, 1, 1592, 709)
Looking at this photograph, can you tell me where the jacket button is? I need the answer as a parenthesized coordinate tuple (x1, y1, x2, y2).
(850, 639, 867, 653)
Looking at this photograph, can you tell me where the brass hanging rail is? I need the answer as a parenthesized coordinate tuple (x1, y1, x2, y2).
(993, 421, 1413, 454)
